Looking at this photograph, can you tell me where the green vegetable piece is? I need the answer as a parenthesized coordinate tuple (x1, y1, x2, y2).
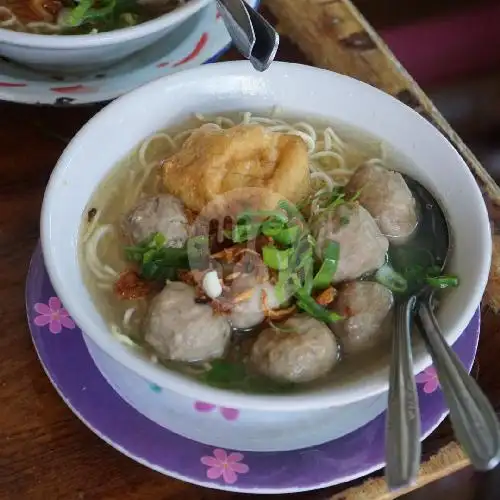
(295, 289, 344, 323)
(277, 199, 303, 221)
(262, 218, 285, 237)
(263, 246, 292, 271)
(425, 275, 459, 289)
(350, 189, 362, 202)
(312, 241, 339, 290)
(274, 271, 291, 303)
(124, 232, 189, 281)
(273, 225, 301, 246)
(237, 209, 288, 224)
(67, 0, 93, 26)
(232, 222, 261, 243)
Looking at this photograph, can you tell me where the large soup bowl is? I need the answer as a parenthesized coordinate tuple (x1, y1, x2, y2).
(0, 0, 211, 73)
(41, 61, 491, 412)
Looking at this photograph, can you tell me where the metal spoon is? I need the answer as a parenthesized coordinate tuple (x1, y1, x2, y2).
(385, 186, 424, 489)
(386, 176, 500, 489)
(410, 179, 500, 471)
(386, 295, 421, 490)
(216, 0, 279, 71)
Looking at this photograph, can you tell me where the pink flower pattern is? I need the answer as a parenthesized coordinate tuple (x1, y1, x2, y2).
(201, 448, 249, 484)
(34, 297, 75, 334)
(194, 401, 240, 421)
(416, 366, 439, 394)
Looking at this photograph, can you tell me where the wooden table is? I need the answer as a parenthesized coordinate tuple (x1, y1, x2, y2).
(1, 2, 500, 499)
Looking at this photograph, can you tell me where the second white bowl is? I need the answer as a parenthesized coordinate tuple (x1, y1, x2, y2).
(0, 0, 211, 73)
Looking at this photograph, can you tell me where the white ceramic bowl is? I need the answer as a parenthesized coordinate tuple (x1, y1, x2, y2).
(41, 61, 491, 411)
(0, 0, 211, 73)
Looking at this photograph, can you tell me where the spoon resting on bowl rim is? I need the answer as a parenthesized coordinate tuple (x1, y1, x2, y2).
(386, 176, 500, 490)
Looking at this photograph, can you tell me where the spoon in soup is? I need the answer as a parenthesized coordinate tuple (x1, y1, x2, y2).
(386, 176, 500, 489)
(216, 0, 279, 71)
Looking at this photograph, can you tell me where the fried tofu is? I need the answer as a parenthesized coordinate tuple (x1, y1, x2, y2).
(161, 124, 310, 213)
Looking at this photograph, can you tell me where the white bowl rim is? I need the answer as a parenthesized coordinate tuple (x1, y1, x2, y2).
(0, 0, 210, 48)
(41, 61, 492, 411)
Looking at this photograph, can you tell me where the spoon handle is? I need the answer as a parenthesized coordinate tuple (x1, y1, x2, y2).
(386, 296, 421, 490)
(216, 0, 256, 59)
(244, 5, 279, 71)
(417, 299, 500, 470)
(216, 0, 279, 71)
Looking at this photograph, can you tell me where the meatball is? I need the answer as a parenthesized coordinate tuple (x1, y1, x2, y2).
(144, 282, 231, 362)
(313, 203, 389, 283)
(229, 273, 282, 330)
(345, 163, 418, 243)
(332, 281, 393, 355)
(124, 194, 189, 247)
(161, 124, 310, 213)
(250, 315, 340, 383)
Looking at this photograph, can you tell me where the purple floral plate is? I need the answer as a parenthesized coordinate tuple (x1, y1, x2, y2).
(26, 244, 480, 493)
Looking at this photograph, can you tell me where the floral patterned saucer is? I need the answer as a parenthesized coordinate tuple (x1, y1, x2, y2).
(0, 1, 258, 106)
(26, 243, 480, 493)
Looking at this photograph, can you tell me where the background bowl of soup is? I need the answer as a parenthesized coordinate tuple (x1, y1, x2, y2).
(40, 61, 491, 412)
(0, 0, 211, 73)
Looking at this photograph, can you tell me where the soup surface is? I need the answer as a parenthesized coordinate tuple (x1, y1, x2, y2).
(79, 110, 459, 394)
(0, 0, 186, 35)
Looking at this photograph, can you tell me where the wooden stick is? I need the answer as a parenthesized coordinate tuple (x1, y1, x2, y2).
(329, 442, 469, 500)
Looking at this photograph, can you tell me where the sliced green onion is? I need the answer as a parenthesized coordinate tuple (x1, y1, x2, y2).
(67, 0, 93, 26)
(274, 272, 291, 303)
(277, 199, 303, 220)
(425, 275, 459, 289)
(143, 248, 156, 263)
(232, 222, 260, 243)
(319, 188, 346, 212)
(125, 232, 189, 281)
(294, 248, 314, 294)
(313, 241, 339, 290)
(152, 232, 166, 247)
(262, 246, 292, 271)
(68, 0, 117, 27)
(274, 225, 301, 246)
(375, 264, 408, 293)
(262, 218, 285, 237)
(350, 189, 362, 202)
(295, 289, 344, 323)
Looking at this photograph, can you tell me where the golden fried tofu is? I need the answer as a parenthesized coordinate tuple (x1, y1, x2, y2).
(161, 124, 310, 213)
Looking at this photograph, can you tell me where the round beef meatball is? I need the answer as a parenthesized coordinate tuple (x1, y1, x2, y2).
(313, 203, 389, 284)
(250, 315, 340, 383)
(345, 163, 418, 243)
(124, 194, 189, 247)
(144, 282, 231, 362)
(332, 281, 393, 355)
